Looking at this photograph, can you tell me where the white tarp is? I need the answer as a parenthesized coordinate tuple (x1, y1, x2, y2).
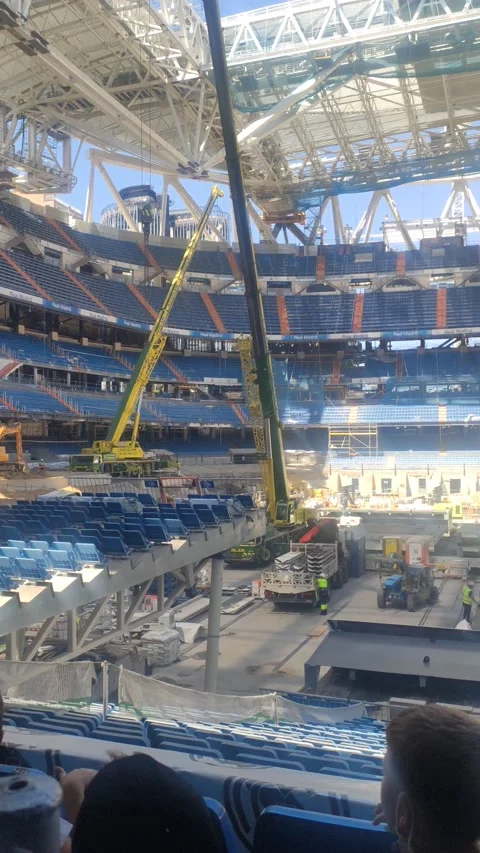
(0, 661, 96, 707)
(276, 695, 366, 725)
(119, 668, 366, 726)
(119, 668, 276, 723)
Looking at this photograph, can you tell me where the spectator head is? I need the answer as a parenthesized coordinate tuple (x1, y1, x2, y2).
(72, 754, 222, 853)
(381, 705, 480, 853)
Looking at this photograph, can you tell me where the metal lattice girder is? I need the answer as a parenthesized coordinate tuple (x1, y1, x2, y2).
(0, 0, 480, 215)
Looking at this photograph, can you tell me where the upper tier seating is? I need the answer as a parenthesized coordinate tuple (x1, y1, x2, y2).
(3, 241, 480, 339)
(0, 199, 72, 248)
(136, 286, 218, 332)
(2, 197, 480, 280)
(362, 291, 437, 332)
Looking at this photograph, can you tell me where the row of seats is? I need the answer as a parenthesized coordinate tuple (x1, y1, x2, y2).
(4, 379, 480, 425)
(0, 381, 246, 424)
(4, 245, 480, 337)
(2, 701, 385, 780)
(6, 329, 480, 386)
(1, 196, 479, 278)
(0, 539, 102, 588)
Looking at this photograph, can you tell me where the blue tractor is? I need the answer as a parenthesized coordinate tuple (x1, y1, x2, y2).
(377, 560, 439, 612)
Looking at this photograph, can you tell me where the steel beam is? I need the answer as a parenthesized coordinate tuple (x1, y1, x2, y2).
(247, 200, 276, 244)
(77, 597, 108, 648)
(170, 177, 226, 244)
(96, 161, 140, 233)
(203, 49, 351, 171)
(84, 160, 96, 224)
(22, 615, 59, 662)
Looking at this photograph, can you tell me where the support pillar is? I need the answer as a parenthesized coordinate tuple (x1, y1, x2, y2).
(84, 160, 95, 223)
(116, 590, 124, 632)
(204, 555, 224, 693)
(67, 607, 77, 655)
(157, 574, 165, 621)
(5, 631, 19, 661)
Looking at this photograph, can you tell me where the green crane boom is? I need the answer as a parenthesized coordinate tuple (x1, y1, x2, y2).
(203, 0, 292, 524)
(89, 185, 223, 460)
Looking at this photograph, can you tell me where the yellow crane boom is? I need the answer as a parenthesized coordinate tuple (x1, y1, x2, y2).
(89, 186, 224, 459)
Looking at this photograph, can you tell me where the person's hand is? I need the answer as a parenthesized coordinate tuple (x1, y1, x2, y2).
(56, 767, 97, 826)
(372, 802, 386, 826)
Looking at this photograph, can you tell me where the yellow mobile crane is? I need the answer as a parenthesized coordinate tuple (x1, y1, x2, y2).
(71, 186, 223, 475)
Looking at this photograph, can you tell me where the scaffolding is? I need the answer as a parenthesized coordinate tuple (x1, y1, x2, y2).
(328, 424, 378, 456)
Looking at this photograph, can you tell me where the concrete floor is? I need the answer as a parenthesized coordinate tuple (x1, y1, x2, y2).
(159, 568, 471, 697)
(335, 573, 467, 629)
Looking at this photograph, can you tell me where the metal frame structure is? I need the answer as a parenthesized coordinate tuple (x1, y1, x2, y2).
(0, 0, 480, 228)
(0, 507, 266, 662)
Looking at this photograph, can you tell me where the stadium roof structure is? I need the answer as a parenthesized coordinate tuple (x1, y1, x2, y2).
(0, 0, 480, 230)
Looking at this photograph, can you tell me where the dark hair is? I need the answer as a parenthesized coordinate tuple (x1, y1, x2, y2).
(387, 705, 480, 851)
(72, 754, 222, 853)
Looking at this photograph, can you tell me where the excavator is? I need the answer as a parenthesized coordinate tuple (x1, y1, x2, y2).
(0, 423, 25, 472)
(69, 186, 224, 476)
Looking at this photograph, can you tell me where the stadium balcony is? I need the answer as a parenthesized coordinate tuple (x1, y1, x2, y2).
(0, 331, 70, 369)
(1, 196, 480, 284)
(136, 286, 219, 333)
(0, 383, 70, 415)
(0, 493, 265, 640)
(0, 199, 72, 248)
(56, 343, 130, 377)
(361, 291, 437, 333)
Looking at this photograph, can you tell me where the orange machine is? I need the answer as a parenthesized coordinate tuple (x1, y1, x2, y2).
(0, 423, 25, 471)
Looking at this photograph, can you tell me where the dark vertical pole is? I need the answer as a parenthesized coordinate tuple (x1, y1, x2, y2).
(203, 0, 289, 507)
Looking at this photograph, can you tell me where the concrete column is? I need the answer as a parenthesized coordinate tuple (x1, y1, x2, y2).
(5, 631, 19, 661)
(204, 555, 224, 693)
(157, 574, 165, 621)
(116, 590, 124, 632)
(67, 608, 77, 655)
(66, 372, 71, 387)
(33, 367, 39, 384)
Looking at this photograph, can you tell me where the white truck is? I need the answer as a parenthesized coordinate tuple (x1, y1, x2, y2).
(261, 517, 365, 608)
(262, 543, 339, 608)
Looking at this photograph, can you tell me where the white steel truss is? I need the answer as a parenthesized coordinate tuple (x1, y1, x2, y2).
(0, 0, 479, 222)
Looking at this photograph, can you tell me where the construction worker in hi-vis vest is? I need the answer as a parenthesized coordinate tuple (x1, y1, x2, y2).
(316, 572, 329, 614)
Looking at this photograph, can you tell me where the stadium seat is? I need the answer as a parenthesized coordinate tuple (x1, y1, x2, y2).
(122, 529, 151, 551)
(161, 518, 188, 538)
(48, 550, 78, 571)
(23, 549, 51, 571)
(253, 807, 395, 853)
(13, 558, 50, 582)
(100, 536, 131, 557)
(75, 542, 104, 563)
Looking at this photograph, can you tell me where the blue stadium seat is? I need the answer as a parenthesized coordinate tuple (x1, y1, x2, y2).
(253, 808, 395, 853)
(145, 519, 170, 544)
(7, 540, 27, 551)
(75, 542, 104, 563)
(100, 536, 131, 557)
(161, 518, 188, 538)
(123, 529, 151, 551)
(23, 549, 51, 571)
(13, 558, 50, 582)
(47, 549, 77, 571)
